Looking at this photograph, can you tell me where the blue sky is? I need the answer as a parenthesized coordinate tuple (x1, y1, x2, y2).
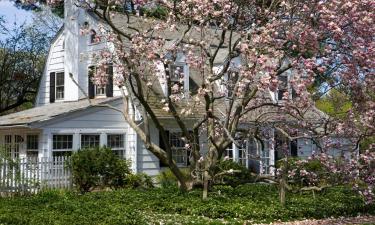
(0, 0, 34, 27)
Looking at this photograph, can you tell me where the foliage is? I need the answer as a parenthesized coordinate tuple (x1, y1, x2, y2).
(0, 185, 374, 224)
(315, 89, 352, 118)
(69, 147, 132, 193)
(0, 13, 60, 115)
(285, 152, 375, 204)
(143, 6, 168, 19)
(125, 173, 154, 189)
(212, 159, 254, 187)
(156, 168, 191, 188)
(68, 0, 375, 196)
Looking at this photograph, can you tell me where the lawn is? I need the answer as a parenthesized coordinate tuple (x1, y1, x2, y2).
(0, 184, 374, 225)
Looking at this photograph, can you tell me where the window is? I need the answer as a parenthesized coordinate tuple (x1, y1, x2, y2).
(169, 64, 184, 92)
(4, 135, 12, 158)
(81, 134, 100, 149)
(237, 139, 247, 166)
(96, 85, 106, 96)
(277, 75, 288, 101)
(260, 150, 270, 174)
(52, 135, 73, 157)
(107, 134, 125, 158)
(169, 132, 188, 166)
(168, 63, 198, 95)
(88, 66, 112, 98)
(90, 29, 97, 44)
(224, 143, 234, 159)
(226, 71, 239, 98)
(26, 135, 39, 159)
(55, 72, 65, 100)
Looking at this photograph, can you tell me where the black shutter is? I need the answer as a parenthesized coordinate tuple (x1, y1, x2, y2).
(159, 130, 169, 167)
(49, 72, 55, 103)
(88, 66, 95, 99)
(106, 64, 113, 97)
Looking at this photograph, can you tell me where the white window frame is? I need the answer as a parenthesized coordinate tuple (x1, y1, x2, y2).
(169, 131, 188, 167)
(52, 134, 73, 157)
(80, 134, 101, 149)
(26, 134, 39, 159)
(55, 72, 65, 100)
(107, 133, 126, 158)
(277, 75, 289, 101)
(88, 66, 108, 98)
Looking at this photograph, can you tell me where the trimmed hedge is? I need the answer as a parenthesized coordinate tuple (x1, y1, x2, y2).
(0, 184, 374, 225)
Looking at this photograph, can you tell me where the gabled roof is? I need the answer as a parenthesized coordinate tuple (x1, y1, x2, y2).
(0, 97, 122, 127)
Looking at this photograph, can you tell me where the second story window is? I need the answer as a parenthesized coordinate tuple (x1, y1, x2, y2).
(56, 72, 65, 100)
(88, 65, 113, 99)
(89, 29, 100, 44)
(277, 75, 288, 101)
(167, 63, 198, 95)
(49, 72, 64, 103)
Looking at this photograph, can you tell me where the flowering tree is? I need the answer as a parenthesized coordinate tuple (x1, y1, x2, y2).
(47, 0, 374, 198)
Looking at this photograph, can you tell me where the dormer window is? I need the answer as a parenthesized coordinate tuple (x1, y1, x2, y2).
(226, 71, 239, 98)
(167, 63, 198, 95)
(88, 65, 113, 99)
(277, 75, 288, 101)
(89, 29, 98, 44)
(49, 72, 64, 103)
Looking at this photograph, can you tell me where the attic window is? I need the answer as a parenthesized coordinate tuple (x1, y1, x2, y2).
(226, 71, 239, 98)
(277, 75, 288, 101)
(90, 29, 98, 44)
(170, 64, 184, 82)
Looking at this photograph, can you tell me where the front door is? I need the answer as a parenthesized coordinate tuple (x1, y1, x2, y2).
(4, 134, 24, 159)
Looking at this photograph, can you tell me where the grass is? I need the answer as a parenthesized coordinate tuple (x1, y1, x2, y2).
(0, 184, 374, 225)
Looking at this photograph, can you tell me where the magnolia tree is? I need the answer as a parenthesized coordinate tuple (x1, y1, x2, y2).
(46, 0, 373, 198)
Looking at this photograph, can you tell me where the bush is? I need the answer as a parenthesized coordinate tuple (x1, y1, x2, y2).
(69, 147, 132, 193)
(1, 184, 373, 224)
(125, 173, 154, 189)
(212, 160, 255, 187)
(156, 168, 191, 188)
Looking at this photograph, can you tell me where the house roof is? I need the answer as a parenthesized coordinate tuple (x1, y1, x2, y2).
(0, 97, 122, 127)
(88, 11, 239, 65)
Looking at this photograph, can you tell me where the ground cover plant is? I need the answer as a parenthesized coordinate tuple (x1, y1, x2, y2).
(0, 184, 374, 225)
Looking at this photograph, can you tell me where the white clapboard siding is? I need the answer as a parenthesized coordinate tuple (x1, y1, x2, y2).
(36, 33, 65, 106)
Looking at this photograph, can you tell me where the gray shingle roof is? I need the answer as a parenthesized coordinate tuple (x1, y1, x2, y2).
(0, 97, 122, 127)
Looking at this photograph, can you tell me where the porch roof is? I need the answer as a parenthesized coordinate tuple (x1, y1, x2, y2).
(0, 97, 122, 127)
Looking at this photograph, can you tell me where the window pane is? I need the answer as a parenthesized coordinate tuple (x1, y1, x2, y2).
(169, 132, 187, 166)
(53, 135, 73, 150)
(56, 72, 64, 86)
(27, 135, 39, 150)
(53, 151, 72, 157)
(81, 134, 100, 148)
(56, 87, 64, 99)
(170, 65, 184, 82)
(107, 134, 124, 148)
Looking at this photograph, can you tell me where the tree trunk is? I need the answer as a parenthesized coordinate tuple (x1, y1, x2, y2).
(169, 162, 188, 192)
(202, 170, 209, 200)
(279, 158, 288, 207)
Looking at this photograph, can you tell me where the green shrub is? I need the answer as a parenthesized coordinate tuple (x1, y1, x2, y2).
(125, 173, 154, 189)
(156, 168, 191, 188)
(212, 160, 255, 187)
(69, 147, 132, 193)
(0, 185, 374, 224)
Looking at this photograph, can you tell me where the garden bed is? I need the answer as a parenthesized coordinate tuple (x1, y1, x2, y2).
(0, 184, 374, 225)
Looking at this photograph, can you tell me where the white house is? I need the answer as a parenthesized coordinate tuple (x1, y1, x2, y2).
(0, 0, 353, 177)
